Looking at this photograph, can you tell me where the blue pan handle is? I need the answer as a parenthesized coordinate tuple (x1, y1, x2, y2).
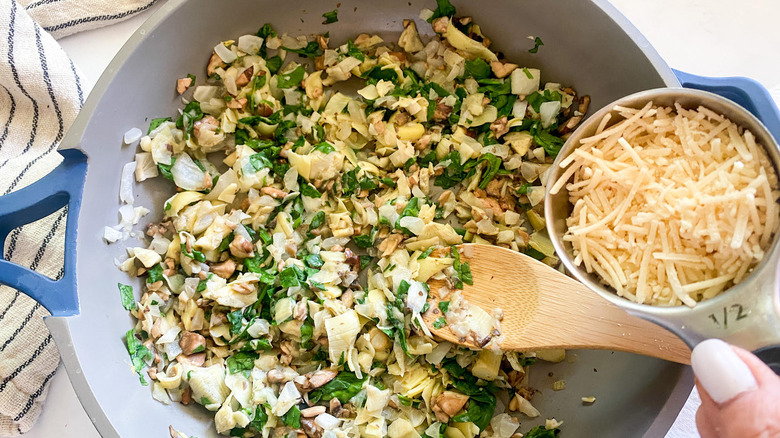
(675, 69, 780, 372)
(674, 69, 780, 140)
(0, 149, 87, 317)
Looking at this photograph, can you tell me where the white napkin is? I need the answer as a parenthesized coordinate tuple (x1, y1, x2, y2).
(0, 0, 154, 435)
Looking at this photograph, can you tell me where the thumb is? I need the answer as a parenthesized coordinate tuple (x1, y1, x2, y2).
(692, 339, 780, 438)
(691, 339, 758, 405)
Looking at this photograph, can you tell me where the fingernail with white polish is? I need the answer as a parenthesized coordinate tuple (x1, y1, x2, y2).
(691, 339, 758, 404)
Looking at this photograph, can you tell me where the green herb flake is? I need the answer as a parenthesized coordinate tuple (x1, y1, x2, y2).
(147, 117, 171, 134)
(125, 329, 152, 385)
(175, 101, 204, 137)
(529, 36, 544, 54)
(282, 42, 322, 59)
(433, 317, 447, 329)
(438, 301, 450, 313)
(428, 0, 456, 22)
(523, 67, 533, 79)
(300, 182, 322, 198)
(276, 65, 306, 89)
(309, 211, 326, 229)
(265, 56, 283, 74)
(226, 351, 259, 374)
(464, 58, 491, 80)
(322, 9, 339, 24)
(279, 265, 306, 288)
(417, 248, 434, 260)
(523, 426, 560, 438)
(282, 405, 301, 428)
(346, 40, 365, 62)
(146, 264, 164, 284)
(308, 372, 367, 404)
(313, 141, 335, 154)
(118, 283, 136, 311)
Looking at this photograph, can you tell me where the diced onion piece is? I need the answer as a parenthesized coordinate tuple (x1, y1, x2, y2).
(325, 309, 361, 363)
(214, 43, 237, 64)
(272, 381, 301, 416)
(124, 127, 142, 144)
(510, 67, 540, 95)
(119, 162, 136, 204)
(315, 413, 341, 430)
(103, 226, 123, 243)
(237, 35, 264, 54)
(539, 100, 561, 128)
(171, 153, 206, 191)
(135, 152, 159, 182)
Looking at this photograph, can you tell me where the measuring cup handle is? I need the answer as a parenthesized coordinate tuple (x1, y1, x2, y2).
(673, 69, 780, 139)
(670, 70, 780, 372)
(0, 149, 87, 317)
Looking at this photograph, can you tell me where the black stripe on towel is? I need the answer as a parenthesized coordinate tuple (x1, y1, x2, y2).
(25, 0, 64, 11)
(0, 334, 53, 393)
(0, 86, 17, 150)
(13, 367, 58, 421)
(0, 303, 41, 352)
(42, 2, 155, 33)
(68, 59, 84, 106)
(29, 207, 67, 271)
(0, 293, 21, 322)
(35, 24, 64, 145)
(6, 1, 40, 158)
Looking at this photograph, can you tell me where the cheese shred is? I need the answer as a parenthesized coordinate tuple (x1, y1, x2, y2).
(553, 102, 780, 306)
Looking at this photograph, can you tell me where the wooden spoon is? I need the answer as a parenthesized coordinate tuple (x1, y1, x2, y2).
(423, 244, 691, 364)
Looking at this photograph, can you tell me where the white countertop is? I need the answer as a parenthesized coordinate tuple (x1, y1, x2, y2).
(27, 1, 780, 437)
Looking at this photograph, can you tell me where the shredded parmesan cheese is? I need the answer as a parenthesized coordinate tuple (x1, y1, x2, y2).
(552, 102, 780, 306)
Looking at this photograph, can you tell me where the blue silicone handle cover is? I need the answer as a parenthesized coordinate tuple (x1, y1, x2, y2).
(1, 71, 779, 318)
(0, 149, 87, 317)
(674, 69, 780, 140)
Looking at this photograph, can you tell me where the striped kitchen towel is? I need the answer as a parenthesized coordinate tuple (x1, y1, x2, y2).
(0, 0, 156, 435)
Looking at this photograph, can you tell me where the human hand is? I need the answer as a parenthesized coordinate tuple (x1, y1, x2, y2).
(691, 339, 780, 438)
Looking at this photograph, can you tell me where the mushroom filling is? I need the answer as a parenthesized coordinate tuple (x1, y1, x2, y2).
(117, 1, 587, 437)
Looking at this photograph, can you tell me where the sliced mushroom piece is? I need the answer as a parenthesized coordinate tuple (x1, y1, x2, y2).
(235, 66, 254, 87)
(179, 330, 207, 355)
(432, 391, 470, 422)
(307, 369, 337, 390)
(211, 259, 236, 279)
(177, 77, 193, 95)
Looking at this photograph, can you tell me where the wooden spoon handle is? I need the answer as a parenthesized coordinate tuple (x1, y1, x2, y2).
(516, 276, 692, 364)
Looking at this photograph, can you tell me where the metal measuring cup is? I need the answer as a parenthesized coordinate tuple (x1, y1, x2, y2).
(545, 87, 780, 372)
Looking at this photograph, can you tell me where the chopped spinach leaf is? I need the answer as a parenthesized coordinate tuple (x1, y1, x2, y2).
(279, 265, 306, 288)
(282, 405, 301, 428)
(346, 40, 365, 61)
(300, 182, 322, 198)
(147, 117, 170, 134)
(118, 283, 136, 311)
(175, 101, 204, 137)
(265, 56, 283, 74)
(464, 58, 491, 80)
(428, 0, 456, 22)
(322, 9, 339, 24)
(528, 36, 544, 54)
(276, 65, 306, 89)
(146, 264, 164, 284)
(226, 351, 258, 374)
(308, 372, 367, 404)
(417, 248, 434, 260)
(313, 141, 335, 154)
(125, 329, 152, 385)
(310, 211, 326, 229)
(283, 42, 322, 59)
